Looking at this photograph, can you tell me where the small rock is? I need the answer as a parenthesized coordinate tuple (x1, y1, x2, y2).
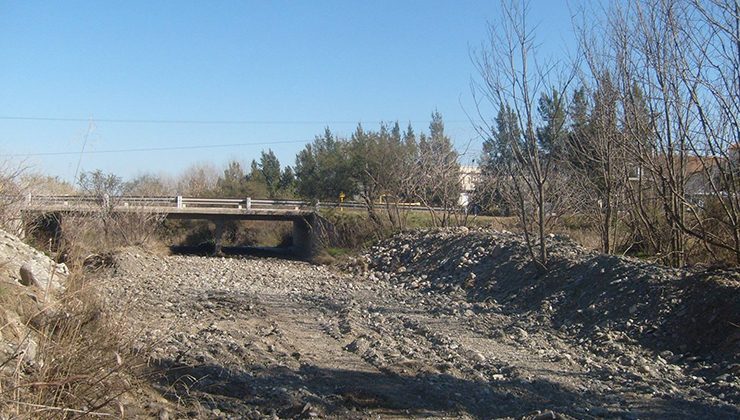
(472, 351, 486, 363)
(19, 264, 37, 287)
(531, 411, 558, 420)
(639, 364, 653, 375)
(515, 327, 529, 338)
(589, 406, 609, 417)
(157, 408, 170, 420)
(715, 373, 730, 382)
(19, 338, 38, 364)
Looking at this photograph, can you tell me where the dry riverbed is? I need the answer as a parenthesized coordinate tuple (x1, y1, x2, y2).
(101, 229, 740, 419)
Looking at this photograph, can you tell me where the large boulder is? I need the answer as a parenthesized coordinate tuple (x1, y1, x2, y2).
(0, 229, 68, 293)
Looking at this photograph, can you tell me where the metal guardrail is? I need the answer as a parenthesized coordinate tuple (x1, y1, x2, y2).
(23, 195, 305, 210)
(14, 194, 455, 213)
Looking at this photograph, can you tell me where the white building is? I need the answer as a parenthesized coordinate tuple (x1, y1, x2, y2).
(459, 165, 481, 207)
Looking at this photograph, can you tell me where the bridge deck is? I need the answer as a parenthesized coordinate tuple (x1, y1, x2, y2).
(26, 205, 314, 221)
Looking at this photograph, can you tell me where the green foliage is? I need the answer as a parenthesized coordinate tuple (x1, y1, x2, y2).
(279, 166, 296, 196)
(216, 160, 250, 197)
(416, 111, 461, 209)
(481, 104, 521, 174)
(214, 152, 294, 199)
(348, 121, 412, 209)
(320, 208, 390, 249)
(326, 247, 351, 257)
(536, 89, 567, 157)
(259, 149, 282, 197)
(294, 112, 462, 229)
(294, 128, 357, 201)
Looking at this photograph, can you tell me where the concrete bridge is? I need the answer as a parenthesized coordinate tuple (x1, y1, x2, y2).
(22, 195, 329, 257)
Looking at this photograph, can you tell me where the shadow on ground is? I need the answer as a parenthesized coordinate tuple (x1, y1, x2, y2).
(149, 358, 739, 419)
(170, 244, 299, 259)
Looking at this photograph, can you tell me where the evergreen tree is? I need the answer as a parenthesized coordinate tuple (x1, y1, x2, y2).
(294, 128, 356, 200)
(279, 166, 296, 194)
(217, 160, 249, 197)
(259, 149, 282, 198)
(536, 89, 567, 157)
(481, 104, 521, 174)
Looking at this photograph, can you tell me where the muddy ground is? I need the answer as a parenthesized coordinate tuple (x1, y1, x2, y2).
(101, 228, 740, 419)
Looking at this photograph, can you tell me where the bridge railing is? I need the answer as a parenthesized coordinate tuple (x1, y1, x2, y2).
(20, 195, 443, 212)
(22, 195, 318, 210)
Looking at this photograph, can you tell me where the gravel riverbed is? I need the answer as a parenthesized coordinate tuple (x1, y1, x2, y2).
(101, 228, 740, 419)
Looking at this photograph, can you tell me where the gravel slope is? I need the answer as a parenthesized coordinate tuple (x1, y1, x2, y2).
(100, 229, 740, 419)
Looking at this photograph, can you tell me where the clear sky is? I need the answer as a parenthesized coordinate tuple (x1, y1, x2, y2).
(0, 1, 578, 183)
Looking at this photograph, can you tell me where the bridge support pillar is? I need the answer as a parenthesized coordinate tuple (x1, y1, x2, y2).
(213, 219, 225, 255)
(292, 216, 316, 258)
(292, 214, 331, 259)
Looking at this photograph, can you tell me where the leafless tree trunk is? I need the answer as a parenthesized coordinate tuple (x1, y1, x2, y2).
(607, 0, 740, 265)
(566, 16, 633, 254)
(472, 0, 574, 267)
(403, 143, 462, 228)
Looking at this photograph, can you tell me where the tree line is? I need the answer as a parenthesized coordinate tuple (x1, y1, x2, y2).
(472, 0, 740, 267)
(294, 111, 462, 229)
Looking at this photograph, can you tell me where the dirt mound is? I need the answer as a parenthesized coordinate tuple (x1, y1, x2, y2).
(363, 228, 740, 400)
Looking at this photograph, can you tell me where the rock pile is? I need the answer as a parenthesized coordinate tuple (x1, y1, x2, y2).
(364, 227, 740, 405)
(0, 229, 68, 376)
(0, 229, 68, 293)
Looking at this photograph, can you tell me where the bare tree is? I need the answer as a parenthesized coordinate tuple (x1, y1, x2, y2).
(349, 122, 419, 230)
(72, 170, 165, 250)
(564, 15, 634, 256)
(176, 162, 219, 197)
(472, 0, 573, 267)
(0, 159, 30, 235)
(404, 113, 463, 228)
(604, 0, 740, 265)
(126, 173, 176, 197)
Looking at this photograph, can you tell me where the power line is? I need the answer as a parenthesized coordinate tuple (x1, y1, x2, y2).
(0, 115, 472, 125)
(3, 139, 311, 157)
(73, 118, 96, 181)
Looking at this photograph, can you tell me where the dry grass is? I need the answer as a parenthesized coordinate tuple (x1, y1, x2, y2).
(1, 211, 168, 419)
(49, 211, 167, 266)
(0, 270, 155, 419)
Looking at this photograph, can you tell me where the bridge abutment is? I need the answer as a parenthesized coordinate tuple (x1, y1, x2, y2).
(213, 219, 225, 255)
(292, 216, 315, 258)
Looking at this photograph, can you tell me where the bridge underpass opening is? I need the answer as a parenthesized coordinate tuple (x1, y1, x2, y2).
(21, 196, 328, 259)
(162, 212, 321, 258)
(165, 218, 296, 256)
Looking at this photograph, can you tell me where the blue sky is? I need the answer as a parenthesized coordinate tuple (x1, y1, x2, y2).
(0, 1, 579, 183)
